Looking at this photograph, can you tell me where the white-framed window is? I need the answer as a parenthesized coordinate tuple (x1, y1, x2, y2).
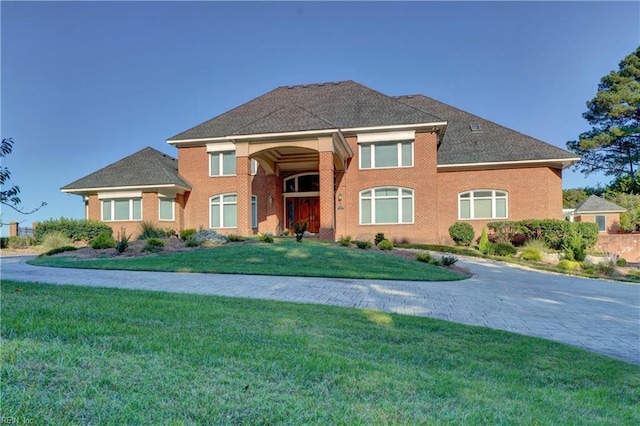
(252, 195, 258, 228)
(101, 198, 142, 221)
(210, 194, 237, 228)
(209, 194, 256, 228)
(159, 198, 175, 221)
(360, 187, 414, 225)
(359, 141, 413, 169)
(459, 190, 508, 220)
(595, 215, 606, 232)
(210, 151, 236, 176)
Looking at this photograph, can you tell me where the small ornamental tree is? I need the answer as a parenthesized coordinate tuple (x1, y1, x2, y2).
(448, 222, 475, 246)
(477, 227, 490, 254)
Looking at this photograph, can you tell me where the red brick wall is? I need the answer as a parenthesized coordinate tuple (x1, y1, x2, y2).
(178, 145, 270, 235)
(595, 234, 640, 263)
(335, 132, 440, 243)
(435, 166, 564, 245)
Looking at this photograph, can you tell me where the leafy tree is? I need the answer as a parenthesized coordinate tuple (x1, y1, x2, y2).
(567, 47, 640, 194)
(1, 138, 46, 222)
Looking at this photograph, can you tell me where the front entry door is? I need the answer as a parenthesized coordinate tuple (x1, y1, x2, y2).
(287, 197, 320, 233)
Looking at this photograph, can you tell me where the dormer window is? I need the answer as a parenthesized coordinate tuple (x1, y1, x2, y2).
(470, 122, 482, 132)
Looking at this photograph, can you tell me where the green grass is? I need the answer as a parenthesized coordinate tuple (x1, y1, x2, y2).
(29, 239, 466, 281)
(2, 281, 638, 425)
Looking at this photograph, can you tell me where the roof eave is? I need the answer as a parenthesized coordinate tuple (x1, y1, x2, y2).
(438, 157, 581, 171)
(61, 183, 191, 196)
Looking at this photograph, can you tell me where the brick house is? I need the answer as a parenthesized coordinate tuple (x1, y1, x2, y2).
(62, 81, 579, 244)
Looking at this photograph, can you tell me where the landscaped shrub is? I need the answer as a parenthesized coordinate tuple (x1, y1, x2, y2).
(488, 219, 598, 253)
(294, 222, 307, 242)
(353, 240, 373, 250)
(35, 218, 112, 243)
(563, 230, 587, 262)
(115, 228, 130, 254)
(337, 235, 352, 247)
(595, 263, 615, 276)
(42, 232, 74, 251)
(143, 238, 165, 253)
(416, 252, 431, 263)
(227, 234, 245, 242)
(489, 242, 517, 257)
(139, 221, 174, 240)
(448, 222, 475, 246)
(374, 233, 386, 246)
(40, 246, 78, 257)
(616, 257, 628, 267)
(258, 233, 274, 243)
(192, 229, 228, 246)
(377, 239, 393, 250)
(440, 255, 459, 266)
(477, 227, 490, 254)
(519, 239, 546, 262)
(487, 221, 526, 244)
(180, 229, 197, 241)
(90, 232, 115, 249)
(185, 238, 200, 247)
(6, 236, 37, 249)
(557, 260, 580, 271)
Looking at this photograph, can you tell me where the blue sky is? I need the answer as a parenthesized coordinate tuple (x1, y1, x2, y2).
(1, 1, 638, 232)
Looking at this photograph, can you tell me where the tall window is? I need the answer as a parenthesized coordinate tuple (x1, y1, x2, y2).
(360, 141, 413, 169)
(210, 151, 236, 176)
(595, 215, 606, 232)
(360, 187, 414, 225)
(159, 198, 175, 221)
(459, 190, 508, 219)
(102, 198, 142, 221)
(252, 195, 258, 228)
(210, 194, 237, 228)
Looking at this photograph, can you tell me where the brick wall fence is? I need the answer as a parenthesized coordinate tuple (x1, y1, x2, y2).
(595, 233, 640, 263)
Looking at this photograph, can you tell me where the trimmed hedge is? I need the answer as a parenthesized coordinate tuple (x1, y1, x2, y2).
(487, 219, 599, 251)
(35, 218, 112, 243)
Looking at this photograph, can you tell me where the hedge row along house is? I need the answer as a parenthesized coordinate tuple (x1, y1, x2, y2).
(62, 81, 580, 243)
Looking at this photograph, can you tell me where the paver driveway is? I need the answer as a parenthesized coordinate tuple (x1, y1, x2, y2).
(2, 254, 639, 364)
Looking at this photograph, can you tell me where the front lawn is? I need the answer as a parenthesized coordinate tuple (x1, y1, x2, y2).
(2, 281, 638, 425)
(29, 238, 466, 281)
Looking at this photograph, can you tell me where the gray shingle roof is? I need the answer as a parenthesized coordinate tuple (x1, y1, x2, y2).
(574, 195, 626, 213)
(168, 81, 443, 140)
(62, 147, 191, 191)
(395, 95, 578, 165)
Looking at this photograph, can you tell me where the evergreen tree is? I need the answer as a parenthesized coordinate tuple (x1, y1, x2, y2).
(567, 47, 640, 194)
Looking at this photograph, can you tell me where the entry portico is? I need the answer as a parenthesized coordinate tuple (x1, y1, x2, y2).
(181, 130, 353, 240)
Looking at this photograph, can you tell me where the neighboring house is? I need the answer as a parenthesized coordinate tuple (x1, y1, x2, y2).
(565, 195, 626, 233)
(62, 80, 579, 243)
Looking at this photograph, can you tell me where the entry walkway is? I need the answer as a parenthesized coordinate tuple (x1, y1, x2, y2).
(2, 255, 639, 364)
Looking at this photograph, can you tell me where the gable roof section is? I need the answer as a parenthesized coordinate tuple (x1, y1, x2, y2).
(168, 81, 444, 141)
(61, 147, 191, 193)
(573, 195, 626, 214)
(395, 95, 579, 167)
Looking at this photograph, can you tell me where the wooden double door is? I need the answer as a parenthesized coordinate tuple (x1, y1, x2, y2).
(286, 197, 320, 233)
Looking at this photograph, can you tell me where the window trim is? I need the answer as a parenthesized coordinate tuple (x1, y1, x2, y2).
(209, 151, 237, 177)
(359, 141, 414, 170)
(101, 198, 142, 222)
(210, 193, 238, 229)
(359, 186, 414, 225)
(595, 215, 606, 232)
(458, 190, 508, 220)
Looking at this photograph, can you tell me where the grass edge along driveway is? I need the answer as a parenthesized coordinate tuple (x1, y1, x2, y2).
(29, 239, 467, 281)
(2, 280, 638, 425)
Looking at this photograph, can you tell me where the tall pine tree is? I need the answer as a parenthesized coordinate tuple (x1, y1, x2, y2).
(567, 47, 640, 194)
